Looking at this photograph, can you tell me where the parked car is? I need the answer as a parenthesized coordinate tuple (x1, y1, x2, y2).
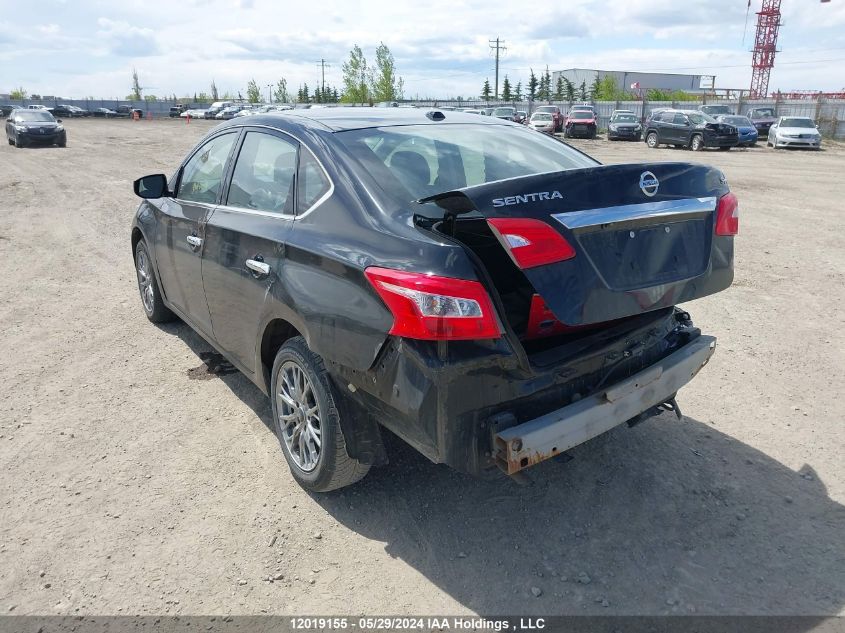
(607, 112, 643, 141)
(6, 108, 67, 148)
(204, 101, 233, 119)
(516, 110, 527, 124)
(130, 109, 736, 491)
(480, 107, 494, 116)
(169, 105, 187, 117)
(92, 107, 118, 118)
(463, 109, 485, 115)
(69, 105, 88, 117)
(716, 115, 758, 146)
(644, 109, 738, 151)
(491, 106, 518, 122)
(180, 109, 208, 119)
(117, 105, 143, 118)
(215, 105, 246, 120)
(0, 104, 17, 118)
(51, 104, 77, 118)
(767, 116, 822, 150)
(533, 105, 564, 132)
(527, 111, 555, 134)
(745, 106, 777, 136)
(564, 109, 597, 138)
(699, 104, 733, 117)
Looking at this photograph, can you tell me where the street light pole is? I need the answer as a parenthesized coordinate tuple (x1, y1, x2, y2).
(267, 85, 273, 104)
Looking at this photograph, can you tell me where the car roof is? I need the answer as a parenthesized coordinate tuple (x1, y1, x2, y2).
(223, 107, 514, 132)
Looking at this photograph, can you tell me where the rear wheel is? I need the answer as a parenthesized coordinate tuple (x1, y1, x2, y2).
(134, 241, 175, 323)
(271, 337, 370, 492)
(690, 135, 704, 151)
(646, 132, 658, 148)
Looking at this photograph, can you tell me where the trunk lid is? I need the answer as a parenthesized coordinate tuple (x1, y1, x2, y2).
(421, 162, 735, 326)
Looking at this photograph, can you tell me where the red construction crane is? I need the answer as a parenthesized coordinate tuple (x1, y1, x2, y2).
(749, 0, 782, 99)
(748, 0, 831, 99)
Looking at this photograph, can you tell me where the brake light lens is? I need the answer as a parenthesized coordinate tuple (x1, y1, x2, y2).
(487, 218, 576, 269)
(715, 192, 739, 236)
(364, 267, 501, 340)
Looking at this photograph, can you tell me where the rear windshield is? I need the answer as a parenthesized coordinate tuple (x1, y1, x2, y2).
(570, 111, 594, 120)
(781, 118, 815, 128)
(335, 123, 598, 203)
(536, 106, 557, 113)
(752, 108, 775, 117)
(13, 111, 56, 122)
(492, 108, 515, 116)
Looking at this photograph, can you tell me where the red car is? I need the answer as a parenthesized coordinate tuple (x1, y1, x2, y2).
(564, 109, 597, 139)
(533, 105, 564, 132)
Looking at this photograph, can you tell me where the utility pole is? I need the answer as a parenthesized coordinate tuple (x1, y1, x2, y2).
(488, 37, 506, 99)
(316, 59, 331, 93)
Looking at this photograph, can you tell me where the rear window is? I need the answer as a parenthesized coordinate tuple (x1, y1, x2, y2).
(492, 108, 515, 116)
(570, 111, 594, 120)
(335, 124, 597, 203)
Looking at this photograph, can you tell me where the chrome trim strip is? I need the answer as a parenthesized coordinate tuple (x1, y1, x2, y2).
(552, 197, 717, 230)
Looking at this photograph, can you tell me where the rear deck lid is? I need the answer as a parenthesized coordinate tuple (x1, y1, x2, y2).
(421, 162, 735, 326)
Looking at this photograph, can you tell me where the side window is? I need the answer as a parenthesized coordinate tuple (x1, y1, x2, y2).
(227, 132, 298, 214)
(296, 148, 331, 212)
(673, 113, 688, 126)
(177, 133, 237, 204)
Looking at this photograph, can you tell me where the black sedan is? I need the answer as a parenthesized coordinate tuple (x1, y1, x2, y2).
(92, 107, 118, 118)
(5, 109, 66, 147)
(131, 109, 735, 491)
(607, 112, 643, 141)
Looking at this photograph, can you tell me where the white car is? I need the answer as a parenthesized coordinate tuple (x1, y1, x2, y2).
(180, 109, 208, 118)
(527, 112, 555, 134)
(767, 116, 822, 150)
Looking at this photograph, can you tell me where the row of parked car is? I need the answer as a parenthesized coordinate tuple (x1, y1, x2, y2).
(0, 103, 145, 119)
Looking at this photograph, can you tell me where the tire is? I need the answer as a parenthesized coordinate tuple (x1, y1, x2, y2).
(58, 133, 67, 148)
(14, 135, 23, 148)
(690, 135, 704, 151)
(6, 136, 12, 146)
(270, 336, 370, 492)
(134, 240, 175, 323)
(646, 132, 658, 148)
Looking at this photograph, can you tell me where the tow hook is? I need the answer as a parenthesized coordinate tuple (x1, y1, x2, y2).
(627, 396, 683, 428)
(661, 397, 683, 420)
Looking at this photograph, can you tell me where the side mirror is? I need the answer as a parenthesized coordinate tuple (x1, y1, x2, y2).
(56, 119, 62, 123)
(134, 174, 171, 199)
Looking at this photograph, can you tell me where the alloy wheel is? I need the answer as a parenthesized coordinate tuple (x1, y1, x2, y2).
(276, 361, 322, 472)
(135, 249, 155, 314)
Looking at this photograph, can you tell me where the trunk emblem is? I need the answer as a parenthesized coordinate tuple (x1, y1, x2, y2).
(639, 172, 659, 197)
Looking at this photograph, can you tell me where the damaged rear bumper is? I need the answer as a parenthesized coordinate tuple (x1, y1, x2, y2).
(494, 335, 716, 474)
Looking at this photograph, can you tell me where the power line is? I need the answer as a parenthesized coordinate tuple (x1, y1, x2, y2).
(488, 37, 506, 98)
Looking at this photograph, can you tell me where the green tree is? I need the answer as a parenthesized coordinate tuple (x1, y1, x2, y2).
(481, 78, 491, 102)
(514, 81, 523, 101)
(555, 77, 564, 100)
(528, 69, 538, 100)
(579, 80, 587, 100)
(301, 83, 310, 103)
(144, 94, 158, 102)
(246, 78, 261, 103)
(501, 75, 512, 101)
(130, 68, 142, 101)
(371, 42, 402, 101)
(332, 87, 340, 102)
(210, 80, 219, 101)
(589, 74, 601, 100)
(196, 92, 209, 103)
(10, 87, 27, 100)
(541, 67, 552, 101)
(341, 44, 369, 104)
(273, 79, 288, 103)
(563, 77, 575, 102)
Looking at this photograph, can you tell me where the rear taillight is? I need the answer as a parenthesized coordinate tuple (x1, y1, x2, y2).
(715, 192, 739, 236)
(487, 218, 576, 269)
(364, 267, 501, 340)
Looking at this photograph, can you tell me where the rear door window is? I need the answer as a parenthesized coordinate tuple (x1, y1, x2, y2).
(296, 148, 332, 212)
(178, 133, 237, 204)
(227, 131, 298, 214)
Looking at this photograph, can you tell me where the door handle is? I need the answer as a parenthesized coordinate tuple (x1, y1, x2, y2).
(186, 235, 203, 248)
(245, 259, 270, 276)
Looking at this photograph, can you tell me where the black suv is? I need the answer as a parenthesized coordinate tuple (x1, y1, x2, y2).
(644, 109, 739, 151)
(131, 109, 736, 491)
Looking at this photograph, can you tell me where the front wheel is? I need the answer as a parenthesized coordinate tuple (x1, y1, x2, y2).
(271, 336, 370, 492)
(134, 241, 175, 323)
(58, 133, 67, 148)
(646, 132, 658, 148)
(690, 135, 704, 151)
(14, 135, 23, 148)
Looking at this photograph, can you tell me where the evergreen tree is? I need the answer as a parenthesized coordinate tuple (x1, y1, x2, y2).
(210, 79, 219, 100)
(528, 69, 538, 100)
(555, 77, 564, 100)
(514, 81, 523, 101)
(501, 75, 512, 101)
(481, 78, 492, 102)
(564, 77, 575, 102)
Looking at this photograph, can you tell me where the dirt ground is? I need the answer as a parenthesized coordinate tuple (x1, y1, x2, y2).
(1, 118, 843, 618)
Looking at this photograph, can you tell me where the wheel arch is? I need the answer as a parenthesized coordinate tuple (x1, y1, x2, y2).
(258, 317, 304, 394)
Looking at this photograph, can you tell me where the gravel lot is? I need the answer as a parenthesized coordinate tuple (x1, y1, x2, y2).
(1, 118, 843, 617)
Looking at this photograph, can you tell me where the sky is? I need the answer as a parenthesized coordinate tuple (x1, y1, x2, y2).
(1, 0, 844, 100)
